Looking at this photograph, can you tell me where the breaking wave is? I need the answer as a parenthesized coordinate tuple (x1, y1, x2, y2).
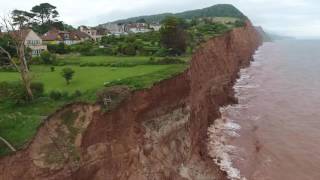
(207, 54, 261, 180)
(207, 109, 246, 180)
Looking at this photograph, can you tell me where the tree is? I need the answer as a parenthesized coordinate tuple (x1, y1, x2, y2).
(12, 10, 35, 26)
(30, 3, 60, 34)
(40, 51, 56, 64)
(160, 16, 187, 55)
(0, 12, 34, 99)
(61, 68, 75, 85)
(136, 18, 146, 23)
(31, 3, 59, 25)
(0, 136, 16, 152)
(0, 35, 16, 66)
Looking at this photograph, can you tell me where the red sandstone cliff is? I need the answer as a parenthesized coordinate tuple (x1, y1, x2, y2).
(0, 21, 262, 180)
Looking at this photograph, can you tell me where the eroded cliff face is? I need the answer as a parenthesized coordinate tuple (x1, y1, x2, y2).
(0, 22, 262, 180)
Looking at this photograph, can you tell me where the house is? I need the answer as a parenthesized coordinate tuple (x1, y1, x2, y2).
(0, 29, 47, 56)
(126, 23, 151, 33)
(41, 30, 90, 45)
(150, 24, 162, 31)
(99, 23, 127, 36)
(79, 26, 108, 41)
(21, 29, 47, 56)
(72, 30, 92, 41)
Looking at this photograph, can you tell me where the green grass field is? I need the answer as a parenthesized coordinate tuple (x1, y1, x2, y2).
(0, 56, 188, 156)
(57, 55, 190, 66)
(59, 55, 151, 64)
(0, 65, 183, 93)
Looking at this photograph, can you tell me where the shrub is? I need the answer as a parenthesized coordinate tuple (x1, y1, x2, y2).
(61, 68, 75, 85)
(0, 65, 17, 72)
(0, 81, 44, 104)
(63, 91, 69, 97)
(40, 51, 56, 64)
(78, 41, 95, 56)
(30, 56, 41, 65)
(71, 90, 82, 98)
(149, 57, 156, 63)
(122, 44, 136, 56)
(48, 43, 71, 54)
(234, 20, 246, 27)
(148, 57, 185, 65)
(96, 86, 130, 111)
(154, 48, 170, 57)
(49, 90, 62, 100)
(103, 48, 114, 55)
(50, 66, 55, 72)
(30, 82, 44, 98)
(81, 49, 95, 56)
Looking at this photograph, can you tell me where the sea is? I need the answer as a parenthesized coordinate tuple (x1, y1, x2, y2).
(208, 40, 320, 180)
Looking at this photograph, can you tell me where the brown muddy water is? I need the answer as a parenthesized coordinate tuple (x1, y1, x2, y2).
(208, 40, 320, 180)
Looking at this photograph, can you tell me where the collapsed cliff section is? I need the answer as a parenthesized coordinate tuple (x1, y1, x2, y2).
(0, 21, 262, 180)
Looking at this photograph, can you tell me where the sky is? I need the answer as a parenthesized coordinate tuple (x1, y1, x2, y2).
(0, 0, 319, 38)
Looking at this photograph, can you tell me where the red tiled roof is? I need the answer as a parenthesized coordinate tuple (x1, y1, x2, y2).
(41, 30, 61, 41)
(71, 31, 91, 39)
(41, 30, 88, 41)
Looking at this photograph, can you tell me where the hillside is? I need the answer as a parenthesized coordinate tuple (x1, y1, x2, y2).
(255, 26, 273, 42)
(106, 4, 246, 24)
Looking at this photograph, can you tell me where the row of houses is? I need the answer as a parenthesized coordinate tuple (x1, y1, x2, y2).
(13, 26, 110, 56)
(99, 23, 161, 35)
(1, 22, 162, 57)
(2, 29, 92, 57)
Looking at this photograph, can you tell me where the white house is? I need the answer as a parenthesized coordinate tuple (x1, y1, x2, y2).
(150, 24, 162, 31)
(100, 23, 126, 35)
(79, 26, 108, 41)
(23, 30, 47, 56)
(126, 23, 151, 34)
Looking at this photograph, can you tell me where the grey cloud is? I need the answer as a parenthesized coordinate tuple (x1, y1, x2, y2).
(0, 0, 319, 38)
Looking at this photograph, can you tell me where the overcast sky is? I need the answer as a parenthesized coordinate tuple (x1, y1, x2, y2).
(0, 0, 319, 38)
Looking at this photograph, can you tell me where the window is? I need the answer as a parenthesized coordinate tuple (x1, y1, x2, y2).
(64, 34, 70, 39)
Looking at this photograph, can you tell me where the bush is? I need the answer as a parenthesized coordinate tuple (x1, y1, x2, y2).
(96, 86, 130, 111)
(0, 81, 44, 104)
(71, 90, 82, 98)
(78, 41, 95, 56)
(30, 56, 41, 65)
(81, 49, 95, 56)
(30, 82, 44, 98)
(61, 91, 69, 99)
(103, 48, 114, 55)
(148, 57, 185, 65)
(50, 66, 55, 72)
(48, 43, 71, 54)
(49, 90, 62, 100)
(0, 65, 17, 72)
(40, 51, 56, 64)
(61, 68, 75, 85)
(154, 48, 170, 57)
(234, 20, 246, 27)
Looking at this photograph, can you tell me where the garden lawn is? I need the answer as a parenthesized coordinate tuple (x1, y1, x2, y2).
(59, 55, 151, 65)
(57, 55, 190, 65)
(0, 64, 185, 93)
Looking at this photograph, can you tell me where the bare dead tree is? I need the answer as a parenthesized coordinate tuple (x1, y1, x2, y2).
(0, 136, 16, 152)
(0, 13, 34, 99)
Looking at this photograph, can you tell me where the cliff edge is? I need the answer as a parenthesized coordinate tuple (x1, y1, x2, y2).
(0, 21, 262, 180)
